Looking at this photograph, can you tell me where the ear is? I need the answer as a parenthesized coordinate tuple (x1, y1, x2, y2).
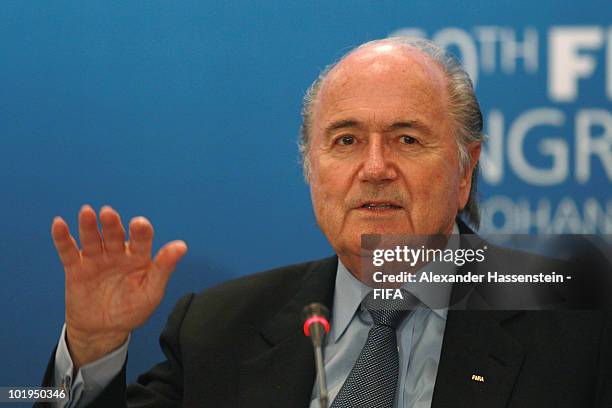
(458, 142, 481, 210)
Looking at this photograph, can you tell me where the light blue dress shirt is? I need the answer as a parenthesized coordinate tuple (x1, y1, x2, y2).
(307, 259, 450, 408)
(309, 225, 459, 408)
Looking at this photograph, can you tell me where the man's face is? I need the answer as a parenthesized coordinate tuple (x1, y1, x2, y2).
(307, 43, 479, 267)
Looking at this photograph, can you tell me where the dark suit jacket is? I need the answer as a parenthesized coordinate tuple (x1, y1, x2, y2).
(39, 226, 612, 407)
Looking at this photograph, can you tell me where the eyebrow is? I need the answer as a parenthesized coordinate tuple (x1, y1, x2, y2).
(323, 119, 431, 136)
(385, 120, 432, 135)
(324, 119, 363, 134)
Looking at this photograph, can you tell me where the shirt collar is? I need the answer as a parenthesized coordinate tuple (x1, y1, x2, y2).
(330, 223, 459, 343)
(331, 260, 370, 342)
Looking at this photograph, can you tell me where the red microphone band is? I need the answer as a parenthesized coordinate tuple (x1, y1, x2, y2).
(303, 316, 331, 336)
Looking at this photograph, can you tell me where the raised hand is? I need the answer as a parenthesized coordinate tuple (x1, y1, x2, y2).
(51, 205, 187, 369)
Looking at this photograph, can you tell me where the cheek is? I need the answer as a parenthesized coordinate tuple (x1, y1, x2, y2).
(310, 185, 345, 242)
(309, 173, 339, 221)
(407, 157, 462, 208)
(310, 156, 352, 198)
(310, 184, 330, 217)
(309, 160, 355, 234)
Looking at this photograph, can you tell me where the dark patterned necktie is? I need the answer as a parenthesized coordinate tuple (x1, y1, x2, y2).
(330, 289, 419, 408)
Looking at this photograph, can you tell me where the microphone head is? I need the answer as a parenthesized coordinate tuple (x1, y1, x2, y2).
(302, 303, 330, 337)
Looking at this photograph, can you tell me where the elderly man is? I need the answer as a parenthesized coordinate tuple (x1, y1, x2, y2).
(40, 38, 609, 407)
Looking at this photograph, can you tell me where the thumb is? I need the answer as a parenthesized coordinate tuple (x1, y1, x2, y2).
(153, 240, 188, 282)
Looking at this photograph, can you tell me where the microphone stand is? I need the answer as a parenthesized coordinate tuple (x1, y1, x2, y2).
(310, 322, 328, 408)
(302, 303, 330, 408)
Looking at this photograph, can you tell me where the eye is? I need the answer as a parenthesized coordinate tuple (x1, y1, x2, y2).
(336, 135, 356, 146)
(400, 135, 417, 144)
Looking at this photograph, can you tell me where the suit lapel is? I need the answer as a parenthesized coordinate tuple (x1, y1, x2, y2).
(431, 219, 527, 407)
(239, 257, 337, 408)
(431, 309, 526, 408)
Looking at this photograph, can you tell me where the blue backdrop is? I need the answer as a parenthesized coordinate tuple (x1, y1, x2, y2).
(1, 0, 610, 389)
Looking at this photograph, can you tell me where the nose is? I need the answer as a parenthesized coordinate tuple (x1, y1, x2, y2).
(358, 135, 397, 183)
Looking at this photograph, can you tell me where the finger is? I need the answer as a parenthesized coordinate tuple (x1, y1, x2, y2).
(78, 205, 103, 257)
(128, 216, 154, 257)
(152, 240, 188, 284)
(51, 217, 80, 267)
(99, 206, 126, 254)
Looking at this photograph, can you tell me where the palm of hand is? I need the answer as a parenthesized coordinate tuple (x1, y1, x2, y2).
(51, 204, 187, 365)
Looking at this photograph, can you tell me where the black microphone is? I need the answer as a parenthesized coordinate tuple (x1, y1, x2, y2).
(302, 303, 330, 408)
